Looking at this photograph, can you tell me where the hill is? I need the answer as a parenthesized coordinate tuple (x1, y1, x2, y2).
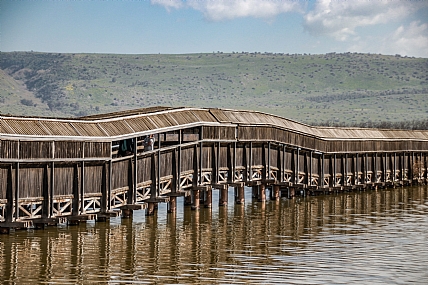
(0, 51, 427, 125)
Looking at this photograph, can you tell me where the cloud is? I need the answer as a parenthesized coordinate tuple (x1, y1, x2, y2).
(151, 0, 184, 11)
(388, 21, 428, 57)
(303, 0, 421, 41)
(151, 0, 302, 21)
(347, 21, 428, 57)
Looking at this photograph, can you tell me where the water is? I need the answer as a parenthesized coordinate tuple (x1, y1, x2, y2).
(1, 186, 428, 284)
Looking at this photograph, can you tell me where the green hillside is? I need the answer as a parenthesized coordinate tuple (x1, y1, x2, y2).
(0, 51, 427, 125)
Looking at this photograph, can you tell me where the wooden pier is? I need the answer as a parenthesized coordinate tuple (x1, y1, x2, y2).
(1, 107, 427, 233)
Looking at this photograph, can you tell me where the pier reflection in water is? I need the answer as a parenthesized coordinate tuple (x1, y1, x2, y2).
(1, 186, 428, 284)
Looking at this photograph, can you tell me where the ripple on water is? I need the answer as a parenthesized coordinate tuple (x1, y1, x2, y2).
(1, 187, 427, 284)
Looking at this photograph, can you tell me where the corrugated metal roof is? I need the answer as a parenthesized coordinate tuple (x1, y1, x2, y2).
(1, 107, 428, 143)
(70, 122, 107, 137)
(147, 113, 178, 129)
(208, 109, 231, 123)
(41, 121, 81, 137)
(97, 120, 134, 137)
(167, 110, 200, 125)
(125, 116, 155, 132)
(4, 119, 50, 136)
(192, 109, 219, 123)
(79, 106, 175, 120)
(219, 110, 241, 123)
(0, 120, 13, 134)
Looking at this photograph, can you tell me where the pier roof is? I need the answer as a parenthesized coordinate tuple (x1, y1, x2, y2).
(1, 107, 428, 141)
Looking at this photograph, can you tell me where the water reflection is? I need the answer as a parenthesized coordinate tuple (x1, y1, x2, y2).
(1, 186, 428, 284)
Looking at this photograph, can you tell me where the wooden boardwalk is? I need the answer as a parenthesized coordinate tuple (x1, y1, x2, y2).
(1, 107, 427, 233)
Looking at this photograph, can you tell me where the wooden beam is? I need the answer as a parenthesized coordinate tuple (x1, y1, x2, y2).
(15, 162, 19, 221)
(72, 163, 79, 216)
(134, 138, 138, 203)
(80, 161, 85, 214)
(249, 142, 253, 182)
(5, 164, 13, 223)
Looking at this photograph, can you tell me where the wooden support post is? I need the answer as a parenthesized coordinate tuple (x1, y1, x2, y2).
(343, 154, 347, 187)
(382, 153, 386, 183)
(424, 152, 428, 182)
(374, 153, 377, 184)
(418, 152, 422, 181)
(100, 162, 108, 217)
(249, 142, 253, 182)
(168, 196, 177, 213)
(134, 138, 138, 203)
(127, 158, 134, 205)
(217, 141, 220, 183)
(365, 153, 368, 185)
(192, 189, 200, 210)
(150, 152, 157, 200)
(321, 153, 325, 188)
(106, 160, 111, 211)
(81, 161, 85, 214)
(184, 194, 192, 206)
(408, 152, 412, 184)
(309, 151, 313, 187)
(303, 152, 308, 186)
(178, 130, 182, 192)
(236, 185, 245, 204)
(233, 141, 237, 182)
(258, 184, 266, 202)
(50, 162, 54, 216)
(72, 163, 80, 216)
(157, 138, 161, 195)
(252, 185, 258, 199)
(281, 144, 286, 183)
(170, 146, 178, 196)
(227, 143, 232, 182)
(328, 155, 333, 188)
(261, 143, 267, 181)
(333, 154, 337, 187)
(204, 188, 212, 208)
(399, 152, 403, 183)
(219, 187, 228, 206)
(267, 142, 271, 180)
(42, 163, 50, 219)
(393, 152, 397, 183)
(289, 187, 295, 198)
(5, 164, 13, 223)
(273, 185, 280, 201)
(212, 143, 218, 184)
(243, 144, 248, 182)
(355, 154, 359, 185)
(97, 191, 121, 222)
(291, 149, 296, 184)
(193, 144, 199, 186)
(296, 148, 300, 184)
(199, 141, 203, 186)
(122, 208, 134, 218)
(15, 162, 19, 221)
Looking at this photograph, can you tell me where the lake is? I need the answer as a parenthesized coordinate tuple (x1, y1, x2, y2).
(1, 186, 427, 284)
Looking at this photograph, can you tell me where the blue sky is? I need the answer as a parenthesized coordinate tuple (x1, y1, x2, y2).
(1, 0, 427, 57)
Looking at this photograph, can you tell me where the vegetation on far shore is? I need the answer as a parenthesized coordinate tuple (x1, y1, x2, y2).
(0, 51, 427, 129)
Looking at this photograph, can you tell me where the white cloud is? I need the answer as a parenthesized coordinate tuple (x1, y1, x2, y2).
(150, 0, 184, 11)
(151, 0, 302, 21)
(388, 21, 428, 57)
(347, 21, 428, 57)
(151, 0, 428, 57)
(304, 0, 420, 41)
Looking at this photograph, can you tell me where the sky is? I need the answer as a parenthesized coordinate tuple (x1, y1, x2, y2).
(1, 0, 428, 57)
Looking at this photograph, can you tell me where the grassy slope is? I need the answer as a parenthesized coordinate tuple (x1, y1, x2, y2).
(0, 51, 427, 124)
